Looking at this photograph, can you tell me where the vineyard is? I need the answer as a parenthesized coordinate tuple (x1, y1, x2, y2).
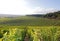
(0, 16, 60, 41)
(0, 26, 60, 41)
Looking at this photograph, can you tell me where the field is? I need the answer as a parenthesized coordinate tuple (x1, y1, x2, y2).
(0, 16, 60, 41)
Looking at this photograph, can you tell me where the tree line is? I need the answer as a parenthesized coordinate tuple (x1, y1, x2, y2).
(26, 11, 60, 19)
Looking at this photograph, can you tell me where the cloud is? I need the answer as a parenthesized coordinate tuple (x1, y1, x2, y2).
(33, 7, 59, 14)
(0, 0, 34, 15)
(0, 0, 59, 15)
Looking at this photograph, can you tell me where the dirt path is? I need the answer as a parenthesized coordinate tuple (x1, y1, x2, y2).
(24, 34, 30, 41)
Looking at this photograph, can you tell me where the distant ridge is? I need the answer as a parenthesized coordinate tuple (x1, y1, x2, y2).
(26, 11, 60, 19)
(26, 14, 45, 17)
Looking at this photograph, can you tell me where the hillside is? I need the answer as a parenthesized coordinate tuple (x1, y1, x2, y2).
(44, 11, 60, 19)
(0, 16, 60, 26)
(0, 11, 60, 26)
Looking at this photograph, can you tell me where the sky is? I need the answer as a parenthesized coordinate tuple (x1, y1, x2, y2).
(0, 0, 60, 15)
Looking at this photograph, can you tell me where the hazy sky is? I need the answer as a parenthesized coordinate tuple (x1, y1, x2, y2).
(0, 0, 60, 15)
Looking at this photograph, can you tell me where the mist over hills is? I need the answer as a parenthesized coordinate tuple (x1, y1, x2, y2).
(0, 14, 21, 18)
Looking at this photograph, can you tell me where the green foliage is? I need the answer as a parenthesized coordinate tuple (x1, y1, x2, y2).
(3, 30, 9, 34)
(45, 11, 60, 19)
(0, 26, 60, 41)
(0, 33, 3, 38)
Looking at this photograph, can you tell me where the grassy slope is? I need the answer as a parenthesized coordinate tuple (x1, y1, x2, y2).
(0, 16, 60, 26)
